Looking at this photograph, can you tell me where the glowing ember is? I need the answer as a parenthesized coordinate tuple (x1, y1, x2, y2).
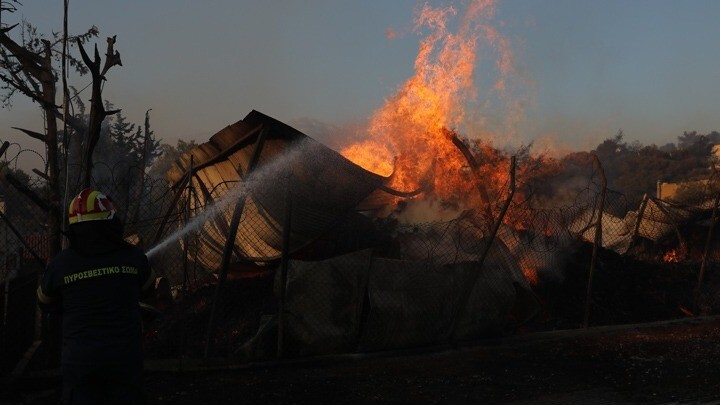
(663, 245, 687, 263)
(678, 306, 694, 317)
(522, 266, 540, 286)
(341, 0, 517, 205)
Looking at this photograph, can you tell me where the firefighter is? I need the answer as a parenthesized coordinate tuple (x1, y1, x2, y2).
(36, 188, 155, 404)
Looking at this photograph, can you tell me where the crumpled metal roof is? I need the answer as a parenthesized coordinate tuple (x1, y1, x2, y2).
(167, 110, 390, 270)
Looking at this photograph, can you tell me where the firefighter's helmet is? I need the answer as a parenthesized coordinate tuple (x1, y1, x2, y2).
(68, 188, 116, 225)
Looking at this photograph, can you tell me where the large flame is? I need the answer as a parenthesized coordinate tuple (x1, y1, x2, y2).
(341, 0, 517, 203)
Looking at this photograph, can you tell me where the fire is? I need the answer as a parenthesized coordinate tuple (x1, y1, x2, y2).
(662, 244, 687, 263)
(341, 0, 517, 205)
(678, 306, 694, 317)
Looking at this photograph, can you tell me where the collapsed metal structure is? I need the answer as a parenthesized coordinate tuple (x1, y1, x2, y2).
(158, 110, 535, 356)
(164, 110, 396, 269)
(151, 110, 720, 359)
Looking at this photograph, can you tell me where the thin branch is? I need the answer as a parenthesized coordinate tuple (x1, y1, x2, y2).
(11, 126, 45, 142)
(31, 168, 49, 181)
(2, 171, 50, 212)
(100, 35, 121, 76)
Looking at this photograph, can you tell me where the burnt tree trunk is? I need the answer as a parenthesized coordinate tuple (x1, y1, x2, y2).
(129, 109, 152, 225)
(0, 27, 62, 259)
(40, 39, 61, 258)
(76, 36, 122, 188)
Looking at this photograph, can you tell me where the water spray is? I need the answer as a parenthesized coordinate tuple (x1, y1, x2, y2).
(144, 139, 312, 260)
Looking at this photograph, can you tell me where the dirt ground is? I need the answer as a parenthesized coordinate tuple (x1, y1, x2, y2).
(4, 316, 720, 405)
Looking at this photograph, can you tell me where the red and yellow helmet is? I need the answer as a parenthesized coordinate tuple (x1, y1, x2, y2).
(68, 188, 117, 225)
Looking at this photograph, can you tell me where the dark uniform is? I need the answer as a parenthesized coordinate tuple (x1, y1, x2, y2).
(37, 188, 155, 404)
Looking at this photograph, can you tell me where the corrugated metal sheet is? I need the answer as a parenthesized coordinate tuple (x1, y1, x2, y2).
(569, 211, 633, 253)
(166, 111, 390, 270)
(569, 196, 715, 254)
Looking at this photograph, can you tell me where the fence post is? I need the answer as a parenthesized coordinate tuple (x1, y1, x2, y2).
(277, 172, 293, 359)
(630, 194, 649, 249)
(204, 127, 267, 358)
(182, 155, 194, 293)
(583, 154, 606, 328)
(447, 156, 515, 341)
(0, 210, 45, 268)
(695, 192, 720, 314)
(151, 172, 191, 247)
(649, 197, 685, 252)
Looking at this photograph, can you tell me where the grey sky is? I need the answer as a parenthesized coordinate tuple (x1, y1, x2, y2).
(2, 1, 720, 171)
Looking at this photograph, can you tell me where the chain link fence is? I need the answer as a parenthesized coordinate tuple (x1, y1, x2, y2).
(2, 147, 720, 372)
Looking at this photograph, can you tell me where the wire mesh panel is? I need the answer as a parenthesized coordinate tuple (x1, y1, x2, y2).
(279, 249, 372, 356)
(3, 135, 720, 369)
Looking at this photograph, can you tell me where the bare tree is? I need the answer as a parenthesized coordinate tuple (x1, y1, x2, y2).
(0, 12, 119, 259)
(76, 35, 121, 187)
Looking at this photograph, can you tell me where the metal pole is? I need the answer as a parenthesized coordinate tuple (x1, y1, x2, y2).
(61, 0, 71, 250)
(583, 154, 606, 328)
(150, 172, 191, 247)
(695, 192, 720, 314)
(0, 210, 45, 268)
(204, 128, 267, 358)
(630, 194, 649, 249)
(2, 200, 7, 358)
(447, 156, 515, 340)
(277, 171, 292, 359)
(182, 155, 193, 293)
(1, 141, 7, 345)
(649, 196, 685, 251)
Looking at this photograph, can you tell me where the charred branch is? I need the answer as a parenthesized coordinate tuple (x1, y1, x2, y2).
(448, 156, 516, 340)
(2, 171, 50, 212)
(11, 126, 46, 142)
(52, 107, 86, 134)
(76, 36, 121, 187)
(584, 154, 607, 328)
(0, 209, 46, 267)
(100, 35, 121, 76)
(31, 168, 49, 181)
(0, 24, 45, 78)
(447, 130, 494, 224)
(0, 71, 45, 106)
(0, 26, 59, 111)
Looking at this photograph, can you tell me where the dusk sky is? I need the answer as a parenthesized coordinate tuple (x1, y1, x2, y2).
(2, 0, 720, 171)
